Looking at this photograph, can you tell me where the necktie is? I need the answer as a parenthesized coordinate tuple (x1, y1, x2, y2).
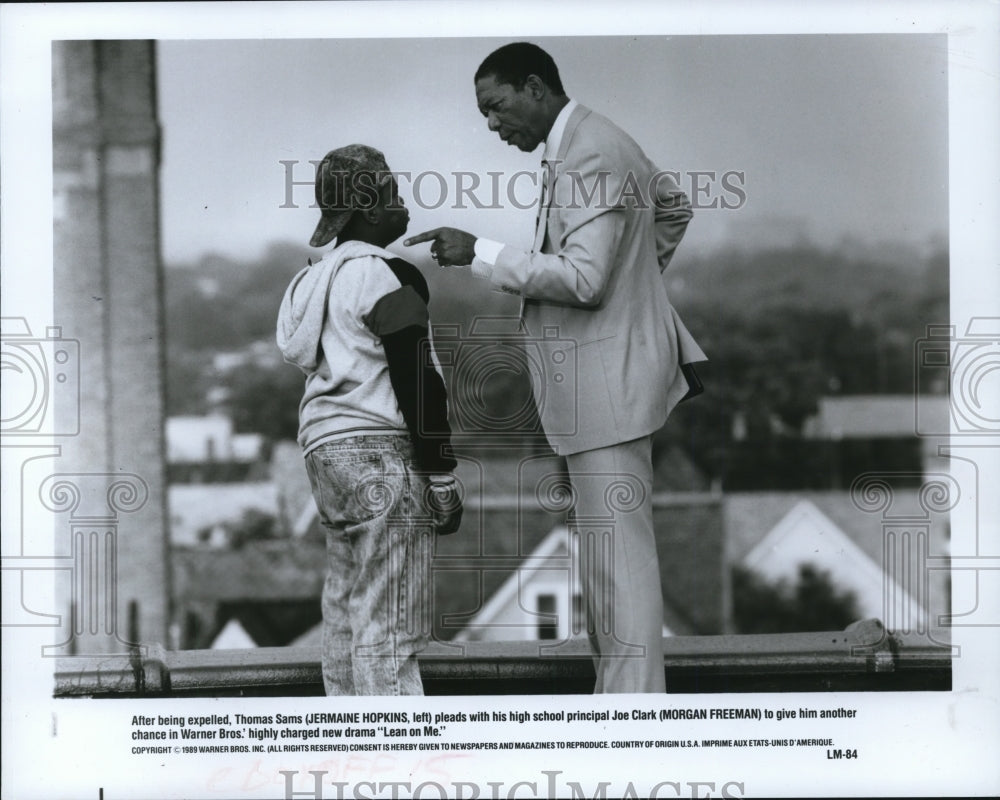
(533, 159, 552, 254)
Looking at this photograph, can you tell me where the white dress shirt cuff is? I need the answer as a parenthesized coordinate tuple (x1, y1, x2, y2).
(471, 238, 504, 278)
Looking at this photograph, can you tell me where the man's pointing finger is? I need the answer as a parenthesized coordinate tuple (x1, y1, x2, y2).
(403, 229, 443, 247)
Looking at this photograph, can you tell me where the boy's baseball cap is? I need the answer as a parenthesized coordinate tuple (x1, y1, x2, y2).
(310, 144, 393, 248)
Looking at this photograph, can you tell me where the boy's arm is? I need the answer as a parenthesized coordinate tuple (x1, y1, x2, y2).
(363, 259, 456, 474)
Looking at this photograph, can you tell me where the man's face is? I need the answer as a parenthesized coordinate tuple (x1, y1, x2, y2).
(475, 74, 547, 152)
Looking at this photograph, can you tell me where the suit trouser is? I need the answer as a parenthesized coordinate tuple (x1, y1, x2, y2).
(564, 434, 666, 693)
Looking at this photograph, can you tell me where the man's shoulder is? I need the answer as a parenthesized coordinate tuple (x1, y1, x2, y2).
(563, 107, 642, 167)
(574, 107, 633, 143)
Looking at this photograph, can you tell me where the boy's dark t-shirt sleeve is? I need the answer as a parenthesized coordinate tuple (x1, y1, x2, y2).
(363, 257, 456, 473)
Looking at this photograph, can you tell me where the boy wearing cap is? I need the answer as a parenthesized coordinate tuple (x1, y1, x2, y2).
(277, 144, 460, 695)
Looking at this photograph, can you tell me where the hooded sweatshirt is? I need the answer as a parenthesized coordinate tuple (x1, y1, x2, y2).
(276, 239, 455, 472)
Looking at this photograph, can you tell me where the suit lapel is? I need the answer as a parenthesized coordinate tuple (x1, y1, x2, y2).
(532, 104, 592, 254)
(555, 104, 590, 164)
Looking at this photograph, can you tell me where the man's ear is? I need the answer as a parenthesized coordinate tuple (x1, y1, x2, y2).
(524, 74, 546, 100)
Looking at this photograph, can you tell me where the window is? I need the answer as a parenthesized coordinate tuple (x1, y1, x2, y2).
(536, 593, 558, 640)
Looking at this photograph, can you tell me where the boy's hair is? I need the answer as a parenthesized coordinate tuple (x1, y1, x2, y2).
(475, 42, 565, 95)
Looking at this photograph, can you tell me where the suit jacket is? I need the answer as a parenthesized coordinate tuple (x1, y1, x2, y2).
(488, 104, 706, 455)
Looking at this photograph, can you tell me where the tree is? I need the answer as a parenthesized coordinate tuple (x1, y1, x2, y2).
(199, 508, 281, 549)
(164, 348, 215, 415)
(731, 563, 861, 634)
(224, 363, 303, 440)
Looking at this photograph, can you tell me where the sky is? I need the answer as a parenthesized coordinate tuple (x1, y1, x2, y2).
(156, 34, 948, 266)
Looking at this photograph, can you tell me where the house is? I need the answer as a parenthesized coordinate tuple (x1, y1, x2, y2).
(166, 414, 267, 483)
(723, 395, 951, 491)
(266, 446, 725, 648)
(171, 428, 952, 652)
(211, 339, 285, 374)
(450, 524, 586, 643)
(168, 482, 279, 547)
(210, 618, 257, 649)
(439, 488, 726, 643)
(172, 539, 326, 649)
(802, 395, 948, 440)
(167, 442, 321, 647)
(423, 486, 952, 644)
(802, 394, 950, 477)
(168, 414, 235, 462)
(452, 523, 676, 644)
(270, 440, 315, 537)
(725, 491, 950, 634)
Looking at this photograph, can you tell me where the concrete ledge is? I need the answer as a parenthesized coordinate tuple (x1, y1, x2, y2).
(54, 619, 951, 698)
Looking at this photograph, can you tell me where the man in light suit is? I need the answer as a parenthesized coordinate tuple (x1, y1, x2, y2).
(406, 42, 705, 692)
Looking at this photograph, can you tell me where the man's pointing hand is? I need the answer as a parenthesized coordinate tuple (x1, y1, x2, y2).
(404, 227, 477, 267)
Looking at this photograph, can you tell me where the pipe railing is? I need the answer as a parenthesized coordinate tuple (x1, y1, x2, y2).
(54, 619, 951, 698)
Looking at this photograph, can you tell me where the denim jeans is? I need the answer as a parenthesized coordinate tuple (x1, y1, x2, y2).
(304, 434, 434, 695)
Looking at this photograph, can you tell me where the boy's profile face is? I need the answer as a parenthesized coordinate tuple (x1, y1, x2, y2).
(377, 177, 409, 245)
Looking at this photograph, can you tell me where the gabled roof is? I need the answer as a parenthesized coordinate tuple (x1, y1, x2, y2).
(452, 524, 574, 639)
(211, 618, 257, 649)
(207, 598, 323, 649)
(725, 492, 950, 623)
(724, 490, 949, 566)
(742, 499, 887, 588)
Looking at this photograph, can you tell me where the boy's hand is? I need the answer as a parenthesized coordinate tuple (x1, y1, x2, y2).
(404, 227, 476, 267)
(427, 474, 463, 535)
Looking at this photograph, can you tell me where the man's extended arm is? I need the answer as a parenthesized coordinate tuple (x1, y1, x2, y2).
(477, 207, 626, 306)
(407, 149, 628, 307)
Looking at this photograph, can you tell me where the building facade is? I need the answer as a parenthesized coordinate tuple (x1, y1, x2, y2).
(52, 40, 170, 652)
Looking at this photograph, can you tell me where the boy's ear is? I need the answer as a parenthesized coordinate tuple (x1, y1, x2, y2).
(357, 204, 383, 225)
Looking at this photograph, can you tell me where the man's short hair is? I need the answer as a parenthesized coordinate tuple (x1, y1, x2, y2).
(475, 42, 565, 95)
